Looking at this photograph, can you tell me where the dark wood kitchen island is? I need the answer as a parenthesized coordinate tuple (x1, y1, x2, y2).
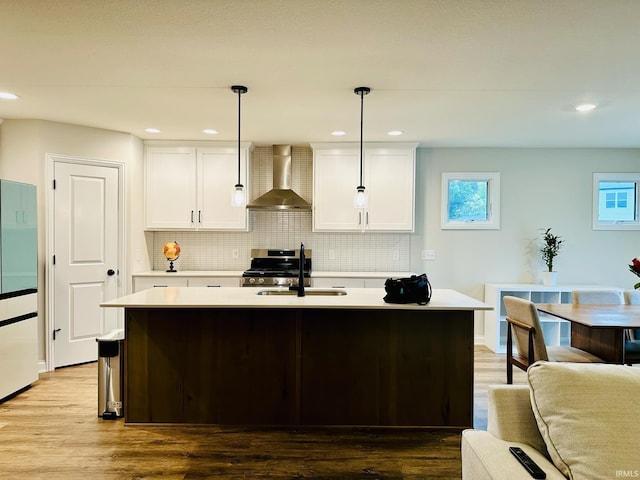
(101, 287, 490, 428)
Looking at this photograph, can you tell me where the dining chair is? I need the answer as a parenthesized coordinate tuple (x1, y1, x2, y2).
(571, 289, 624, 305)
(503, 296, 604, 384)
(623, 290, 640, 364)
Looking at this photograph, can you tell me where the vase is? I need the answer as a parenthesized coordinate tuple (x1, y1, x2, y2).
(542, 271, 557, 286)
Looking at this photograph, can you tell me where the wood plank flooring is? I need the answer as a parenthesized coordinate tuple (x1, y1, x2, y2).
(0, 346, 525, 479)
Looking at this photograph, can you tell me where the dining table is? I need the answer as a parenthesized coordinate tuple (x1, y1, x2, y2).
(536, 303, 640, 364)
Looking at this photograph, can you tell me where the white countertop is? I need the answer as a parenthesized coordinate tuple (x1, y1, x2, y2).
(132, 271, 415, 278)
(101, 287, 491, 311)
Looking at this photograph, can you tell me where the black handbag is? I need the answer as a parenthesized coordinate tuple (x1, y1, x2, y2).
(383, 273, 432, 305)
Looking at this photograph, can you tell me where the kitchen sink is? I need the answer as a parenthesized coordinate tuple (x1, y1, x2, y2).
(257, 289, 347, 296)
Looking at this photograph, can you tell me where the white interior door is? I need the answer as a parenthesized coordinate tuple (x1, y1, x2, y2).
(53, 161, 120, 368)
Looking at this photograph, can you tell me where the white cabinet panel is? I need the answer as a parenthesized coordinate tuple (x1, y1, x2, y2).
(312, 147, 361, 231)
(133, 275, 240, 292)
(145, 147, 197, 229)
(311, 143, 417, 232)
(364, 277, 387, 289)
(312, 277, 365, 288)
(197, 148, 249, 230)
(188, 277, 240, 288)
(144, 143, 251, 231)
(0, 293, 38, 400)
(312, 277, 389, 288)
(133, 277, 188, 292)
(365, 148, 415, 231)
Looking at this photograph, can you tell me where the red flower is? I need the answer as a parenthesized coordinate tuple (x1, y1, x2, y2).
(629, 258, 640, 289)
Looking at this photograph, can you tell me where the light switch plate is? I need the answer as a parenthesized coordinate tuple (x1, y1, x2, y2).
(422, 250, 436, 260)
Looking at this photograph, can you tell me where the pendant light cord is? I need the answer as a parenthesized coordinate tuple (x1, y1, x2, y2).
(354, 87, 370, 190)
(231, 85, 247, 187)
(237, 89, 241, 185)
(359, 90, 364, 188)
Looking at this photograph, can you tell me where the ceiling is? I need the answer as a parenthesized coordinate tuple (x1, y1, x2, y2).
(1, 0, 640, 147)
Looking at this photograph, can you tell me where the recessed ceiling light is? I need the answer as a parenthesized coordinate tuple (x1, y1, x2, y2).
(203, 129, 218, 135)
(145, 128, 160, 133)
(387, 130, 404, 136)
(575, 103, 597, 112)
(331, 130, 346, 136)
(0, 92, 19, 100)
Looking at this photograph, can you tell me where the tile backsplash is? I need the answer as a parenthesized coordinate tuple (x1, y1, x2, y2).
(151, 146, 411, 272)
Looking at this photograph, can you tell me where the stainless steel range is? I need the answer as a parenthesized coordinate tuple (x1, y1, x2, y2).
(242, 248, 312, 287)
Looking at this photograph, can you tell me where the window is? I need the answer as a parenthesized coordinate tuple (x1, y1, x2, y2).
(593, 173, 640, 230)
(441, 172, 500, 229)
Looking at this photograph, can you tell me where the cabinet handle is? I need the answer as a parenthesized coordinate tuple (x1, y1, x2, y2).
(365, 211, 369, 225)
(207, 285, 221, 288)
(191, 210, 194, 223)
(358, 211, 362, 225)
(198, 210, 202, 223)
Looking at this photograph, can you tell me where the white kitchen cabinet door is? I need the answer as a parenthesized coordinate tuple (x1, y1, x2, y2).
(133, 276, 189, 292)
(144, 143, 251, 231)
(188, 277, 240, 287)
(145, 147, 197, 229)
(312, 277, 365, 288)
(365, 147, 415, 232)
(197, 147, 249, 231)
(312, 147, 361, 231)
(312, 143, 417, 232)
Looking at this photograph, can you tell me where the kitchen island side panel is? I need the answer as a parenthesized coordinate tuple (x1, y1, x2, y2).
(299, 309, 473, 427)
(124, 307, 474, 427)
(125, 308, 298, 424)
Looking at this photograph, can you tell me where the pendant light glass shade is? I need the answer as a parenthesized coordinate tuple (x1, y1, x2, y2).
(353, 86, 370, 209)
(231, 85, 248, 207)
(353, 186, 368, 208)
(231, 184, 246, 207)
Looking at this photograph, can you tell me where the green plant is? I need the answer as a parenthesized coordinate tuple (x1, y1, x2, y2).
(541, 228, 563, 272)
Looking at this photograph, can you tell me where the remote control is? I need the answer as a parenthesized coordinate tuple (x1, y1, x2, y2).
(509, 446, 546, 479)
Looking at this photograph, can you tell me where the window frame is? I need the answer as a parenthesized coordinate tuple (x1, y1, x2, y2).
(592, 173, 640, 231)
(441, 172, 500, 230)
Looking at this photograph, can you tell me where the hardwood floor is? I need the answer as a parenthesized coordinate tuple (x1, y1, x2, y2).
(0, 346, 523, 479)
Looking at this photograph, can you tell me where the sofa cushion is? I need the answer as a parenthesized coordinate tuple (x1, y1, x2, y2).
(527, 361, 640, 480)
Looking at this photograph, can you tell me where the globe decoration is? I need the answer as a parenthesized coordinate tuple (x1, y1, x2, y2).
(163, 241, 181, 273)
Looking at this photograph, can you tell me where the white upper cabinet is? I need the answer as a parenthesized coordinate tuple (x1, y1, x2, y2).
(197, 147, 249, 230)
(311, 143, 417, 232)
(144, 142, 251, 231)
(312, 146, 361, 231)
(145, 146, 196, 229)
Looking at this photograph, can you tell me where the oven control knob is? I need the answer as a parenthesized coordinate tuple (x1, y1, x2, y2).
(258, 277, 265, 284)
(249, 278, 256, 284)
(287, 278, 294, 285)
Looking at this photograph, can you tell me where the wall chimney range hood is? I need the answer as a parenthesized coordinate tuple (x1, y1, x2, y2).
(247, 145, 311, 210)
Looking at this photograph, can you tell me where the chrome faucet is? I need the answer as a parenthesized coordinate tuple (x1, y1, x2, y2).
(289, 242, 305, 297)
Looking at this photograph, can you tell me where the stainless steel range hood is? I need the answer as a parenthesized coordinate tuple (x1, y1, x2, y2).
(247, 145, 311, 210)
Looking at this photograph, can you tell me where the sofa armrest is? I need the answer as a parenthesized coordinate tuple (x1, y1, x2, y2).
(462, 430, 565, 480)
(487, 385, 547, 454)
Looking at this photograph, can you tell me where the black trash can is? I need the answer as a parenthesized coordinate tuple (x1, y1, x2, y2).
(97, 329, 124, 419)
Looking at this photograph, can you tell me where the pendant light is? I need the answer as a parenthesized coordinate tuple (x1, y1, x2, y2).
(231, 85, 248, 207)
(353, 86, 370, 209)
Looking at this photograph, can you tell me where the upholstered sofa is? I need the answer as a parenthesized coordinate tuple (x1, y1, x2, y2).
(462, 361, 640, 479)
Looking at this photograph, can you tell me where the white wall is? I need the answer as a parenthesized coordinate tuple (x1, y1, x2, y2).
(0, 119, 146, 364)
(411, 148, 640, 341)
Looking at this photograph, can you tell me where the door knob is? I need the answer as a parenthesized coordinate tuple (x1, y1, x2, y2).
(107, 269, 116, 276)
